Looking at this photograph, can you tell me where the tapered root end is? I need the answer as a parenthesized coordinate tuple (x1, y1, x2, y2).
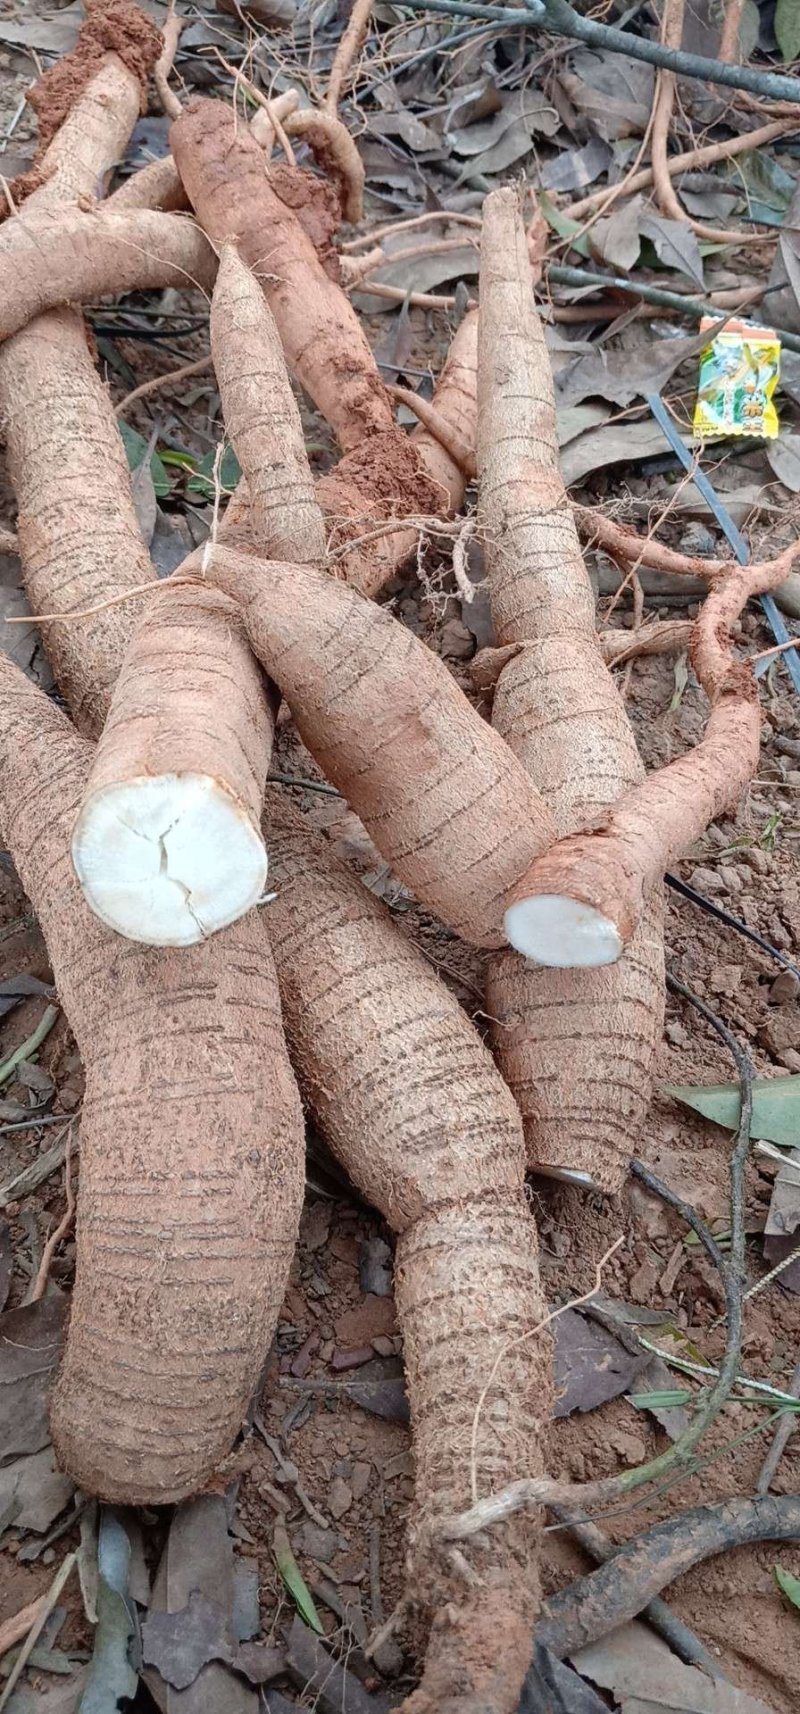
(503, 894, 623, 969)
(72, 773, 268, 945)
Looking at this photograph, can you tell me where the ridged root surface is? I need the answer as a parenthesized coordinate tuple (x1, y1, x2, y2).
(0, 663, 304, 1502)
(265, 794, 550, 1712)
(477, 189, 665, 1191)
(206, 548, 556, 949)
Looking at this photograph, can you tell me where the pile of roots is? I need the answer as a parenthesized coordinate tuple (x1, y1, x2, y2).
(0, 7, 794, 1710)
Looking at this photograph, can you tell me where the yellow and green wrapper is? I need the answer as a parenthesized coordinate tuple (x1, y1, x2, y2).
(693, 318, 780, 440)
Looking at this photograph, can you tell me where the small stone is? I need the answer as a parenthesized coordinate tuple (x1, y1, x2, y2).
(331, 1346, 374, 1372)
(371, 1335, 395, 1357)
(440, 617, 474, 660)
(351, 1461, 372, 1501)
(372, 1638, 405, 1677)
(666, 1021, 690, 1047)
(688, 865, 726, 896)
(329, 1477, 353, 1520)
(41, 1547, 56, 1566)
(769, 970, 800, 1006)
(680, 522, 716, 556)
(708, 963, 742, 998)
(628, 1258, 659, 1303)
(608, 1427, 647, 1466)
(359, 1235, 393, 1297)
(780, 1050, 800, 1074)
(717, 865, 743, 895)
(741, 847, 770, 875)
(787, 771, 800, 788)
(294, 1522, 339, 1563)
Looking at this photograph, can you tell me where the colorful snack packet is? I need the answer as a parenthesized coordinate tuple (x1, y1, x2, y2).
(693, 318, 780, 440)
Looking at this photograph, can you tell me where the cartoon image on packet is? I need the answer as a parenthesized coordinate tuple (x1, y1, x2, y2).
(693, 318, 780, 441)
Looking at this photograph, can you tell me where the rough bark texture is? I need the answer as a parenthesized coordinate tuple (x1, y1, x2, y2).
(0, 35, 304, 1500)
(0, 660, 304, 1502)
(265, 795, 550, 1713)
(211, 246, 326, 564)
(73, 587, 272, 944)
(477, 190, 664, 1191)
(0, 50, 154, 736)
(171, 98, 391, 453)
(205, 548, 557, 949)
(0, 208, 216, 343)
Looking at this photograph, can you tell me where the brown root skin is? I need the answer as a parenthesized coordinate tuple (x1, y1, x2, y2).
(1, 44, 304, 1502)
(477, 187, 664, 1188)
(5, 0, 161, 214)
(0, 209, 216, 344)
(198, 548, 556, 948)
(0, 659, 304, 1502)
(72, 587, 272, 945)
(171, 98, 390, 451)
(264, 795, 550, 1714)
(282, 110, 364, 224)
(211, 246, 326, 564)
(316, 310, 478, 596)
(0, 309, 156, 735)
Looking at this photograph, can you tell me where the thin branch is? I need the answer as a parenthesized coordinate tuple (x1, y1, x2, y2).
(114, 354, 213, 416)
(25, 1125, 76, 1304)
(155, 0, 183, 121)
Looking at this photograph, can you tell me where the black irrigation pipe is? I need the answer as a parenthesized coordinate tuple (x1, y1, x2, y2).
(546, 267, 800, 356)
(398, 0, 800, 103)
(665, 872, 800, 983)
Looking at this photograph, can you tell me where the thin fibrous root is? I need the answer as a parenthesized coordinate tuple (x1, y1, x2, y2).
(476, 186, 664, 1189)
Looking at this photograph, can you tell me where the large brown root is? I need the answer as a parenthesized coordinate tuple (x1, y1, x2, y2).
(5, 0, 160, 213)
(477, 189, 665, 1191)
(210, 246, 326, 564)
(171, 97, 390, 452)
(0, 208, 215, 343)
(265, 794, 551, 1714)
(72, 587, 272, 945)
(0, 15, 159, 735)
(0, 17, 304, 1501)
(0, 658, 304, 1502)
(195, 545, 557, 948)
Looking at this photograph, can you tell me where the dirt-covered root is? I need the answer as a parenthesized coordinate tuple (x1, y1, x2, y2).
(282, 110, 364, 223)
(0, 659, 304, 1502)
(396, 1203, 549, 1714)
(6, 0, 160, 213)
(0, 209, 216, 343)
(315, 309, 478, 597)
(72, 587, 272, 946)
(202, 549, 556, 948)
(264, 795, 550, 1712)
(476, 187, 664, 1187)
(0, 33, 159, 734)
(171, 97, 392, 452)
(0, 311, 155, 735)
(211, 246, 326, 563)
